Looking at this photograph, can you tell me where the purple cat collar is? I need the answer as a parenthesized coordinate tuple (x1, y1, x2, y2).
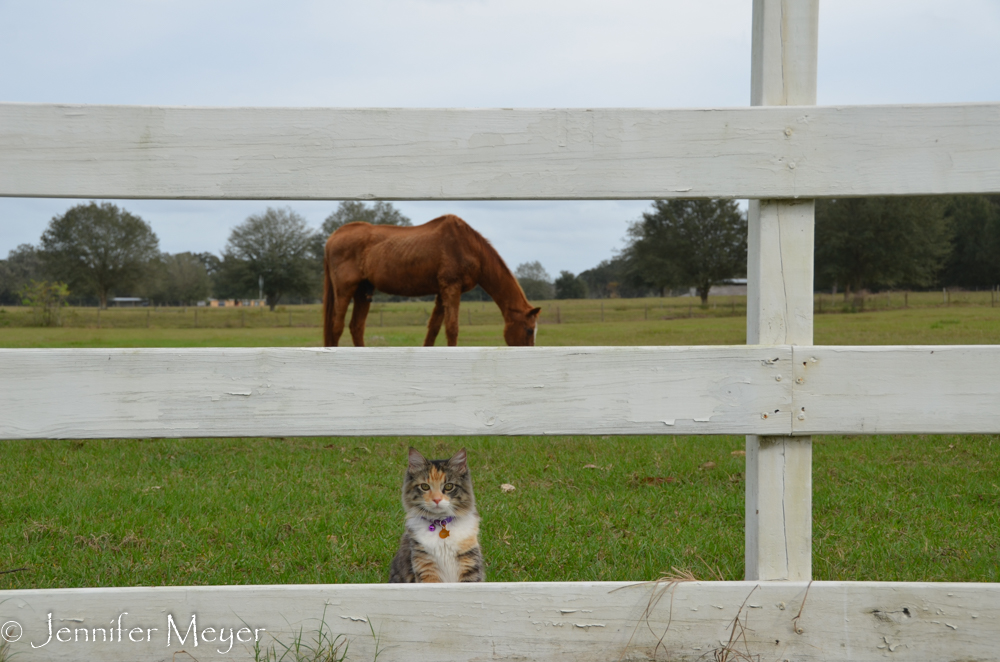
(423, 516, 454, 532)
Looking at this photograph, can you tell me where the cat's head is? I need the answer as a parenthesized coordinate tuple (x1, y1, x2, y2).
(402, 447, 476, 518)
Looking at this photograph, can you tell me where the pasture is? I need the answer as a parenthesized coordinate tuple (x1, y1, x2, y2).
(1, 302, 997, 592)
(2, 293, 1000, 347)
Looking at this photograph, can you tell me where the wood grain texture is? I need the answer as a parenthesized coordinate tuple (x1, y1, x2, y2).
(3, 345, 999, 440)
(0, 581, 996, 661)
(0, 346, 793, 440)
(793, 345, 1000, 434)
(751, 0, 819, 106)
(2, 102, 1000, 200)
(746, 199, 815, 347)
(745, 0, 817, 583)
(3, 346, 998, 440)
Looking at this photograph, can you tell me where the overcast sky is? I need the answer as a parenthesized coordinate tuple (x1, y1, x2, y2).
(2, 0, 998, 276)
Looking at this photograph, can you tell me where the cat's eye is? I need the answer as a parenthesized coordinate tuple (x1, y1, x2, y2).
(444, 483, 455, 492)
(419, 483, 430, 491)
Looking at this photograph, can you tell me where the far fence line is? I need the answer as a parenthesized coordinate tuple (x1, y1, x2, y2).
(1, 288, 998, 329)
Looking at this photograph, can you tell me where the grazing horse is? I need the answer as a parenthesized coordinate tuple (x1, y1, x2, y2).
(323, 215, 541, 347)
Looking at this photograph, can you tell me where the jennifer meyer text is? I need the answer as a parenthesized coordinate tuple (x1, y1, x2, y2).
(2, 612, 265, 655)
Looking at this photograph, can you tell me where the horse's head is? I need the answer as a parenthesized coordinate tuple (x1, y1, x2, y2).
(504, 307, 541, 346)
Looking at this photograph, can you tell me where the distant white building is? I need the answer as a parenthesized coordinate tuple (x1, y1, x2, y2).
(684, 278, 747, 297)
(110, 297, 146, 307)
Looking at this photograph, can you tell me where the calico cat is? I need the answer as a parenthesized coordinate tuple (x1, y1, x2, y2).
(388, 447, 484, 583)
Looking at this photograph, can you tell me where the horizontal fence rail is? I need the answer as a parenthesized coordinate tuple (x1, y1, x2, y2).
(2, 102, 1000, 200)
(793, 345, 1000, 434)
(2, 345, 999, 440)
(0, 346, 793, 438)
(0, 581, 997, 661)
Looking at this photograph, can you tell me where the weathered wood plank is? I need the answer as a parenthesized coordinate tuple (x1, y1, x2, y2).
(745, 0, 817, 583)
(4, 345, 1000, 440)
(793, 345, 1000, 434)
(0, 581, 996, 661)
(0, 346, 793, 440)
(2, 102, 999, 200)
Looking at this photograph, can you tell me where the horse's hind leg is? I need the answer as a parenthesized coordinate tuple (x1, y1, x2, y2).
(349, 282, 374, 347)
(423, 295, 445, 346)
(330, 282, 356, 347)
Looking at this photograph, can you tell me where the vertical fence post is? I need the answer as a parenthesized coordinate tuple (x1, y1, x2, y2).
(745, 0, 818, 583)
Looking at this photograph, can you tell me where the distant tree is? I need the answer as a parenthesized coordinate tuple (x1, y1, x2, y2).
(39, 202, 160, 308)
(146, 252, 212, 305)
(223, 207, 315, 310)
(0, 244, 44, 305)
(193, 252, 222, 279)
(211, 254, 255, 301)
(460, 285, 492, 302)
(624, 200, 747, 304)
(20, 280, 70, 326)
(578, 257, 628, 298)
(515, 261, 555, 301)
(554, 270, 587, 299)
(815, 197, 952, 296)
(942, 195, 1000, 288)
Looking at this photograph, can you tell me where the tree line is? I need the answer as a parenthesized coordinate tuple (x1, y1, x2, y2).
(0, 201, 413, 310)
(2, 195, 998, 311)
(555, 195, 1000, 302)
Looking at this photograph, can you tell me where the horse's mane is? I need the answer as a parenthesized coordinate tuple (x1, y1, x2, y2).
(462, 220, 529, 305)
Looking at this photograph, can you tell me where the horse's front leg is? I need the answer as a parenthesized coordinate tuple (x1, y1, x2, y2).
(423, 295, 445, 346)
(441, 286, 463, 347)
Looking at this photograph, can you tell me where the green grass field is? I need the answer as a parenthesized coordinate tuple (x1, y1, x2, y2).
(0, 298, 998, 590)
(2, 293, 999, 347)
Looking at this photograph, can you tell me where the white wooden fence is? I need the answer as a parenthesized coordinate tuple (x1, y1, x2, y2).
(2, 1, 999, 660)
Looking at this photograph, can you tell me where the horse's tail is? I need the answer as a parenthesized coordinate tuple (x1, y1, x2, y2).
(323, 247, 336, 347)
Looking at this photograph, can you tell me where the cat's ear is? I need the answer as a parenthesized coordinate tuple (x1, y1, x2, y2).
(408, 447, 428, 473)
(448, 448, 468, 473)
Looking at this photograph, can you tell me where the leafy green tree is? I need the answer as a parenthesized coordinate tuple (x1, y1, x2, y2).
(815, 197, 952, 296)
(623, 199, 747, 304)
(223, 207, 315, 310)
(39, 202, 159, 308)
(146, 252, 212, 305)
(942, 195, 1000, 288)
(554, 270, 588, 299)
(515, 261, 555, 301)
(0, 244, 44, 305)
(20, 280, 70, 326)
(578, 257, 623, 298)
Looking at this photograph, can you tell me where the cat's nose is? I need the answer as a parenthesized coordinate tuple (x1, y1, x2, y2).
(433, 497, 442, 504)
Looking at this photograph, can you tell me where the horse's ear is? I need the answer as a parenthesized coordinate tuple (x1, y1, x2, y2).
(448, 448, 468, 473)
(408, 447, 428, 473)
(528, 307, 541, 318)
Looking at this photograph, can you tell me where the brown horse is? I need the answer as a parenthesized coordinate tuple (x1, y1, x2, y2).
(323, 215, 541, 347)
